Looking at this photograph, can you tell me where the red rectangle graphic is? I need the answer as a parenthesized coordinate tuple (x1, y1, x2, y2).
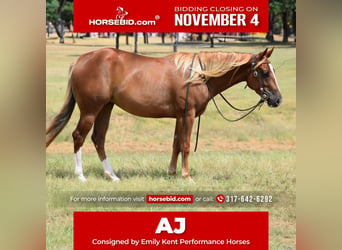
(74, 211, 268, 249)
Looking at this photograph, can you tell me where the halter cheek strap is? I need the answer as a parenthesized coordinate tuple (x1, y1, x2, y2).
(249, 55, 269, 102)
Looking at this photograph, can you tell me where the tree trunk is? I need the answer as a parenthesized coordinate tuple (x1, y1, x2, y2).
(53, 22, 62, 38)
(197, 33, 203, 41)
(143, 33, 149, 44)
(134, 33, 138, 54)
(53, 0, 67, 39)
(173, 33, 178, 52)
(266, 13, 275, 42)
(161, 33, 165, 44)
(282, 10, 289, 43)
(116, 33, 120, 49)
(292, 8, 296, 40)
(126, 33, 129, 45)
(57, 0, 67, 15)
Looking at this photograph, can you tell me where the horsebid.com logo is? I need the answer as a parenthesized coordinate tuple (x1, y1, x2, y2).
(89, 5, 158, 26)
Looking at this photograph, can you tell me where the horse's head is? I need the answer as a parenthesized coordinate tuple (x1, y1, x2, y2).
(246, 48, 282, 107)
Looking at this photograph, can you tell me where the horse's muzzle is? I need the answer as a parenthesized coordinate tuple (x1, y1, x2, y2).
(267, 93, 282, 107)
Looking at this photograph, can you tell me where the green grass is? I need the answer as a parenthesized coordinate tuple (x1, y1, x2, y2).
(47, 151, 295, 192)
(46, 37, 296, 250)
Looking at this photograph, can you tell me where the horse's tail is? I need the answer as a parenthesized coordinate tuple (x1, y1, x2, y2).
(46, 63, 76, 147)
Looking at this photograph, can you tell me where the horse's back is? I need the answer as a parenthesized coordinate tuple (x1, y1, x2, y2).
(70, 48, 183, 118)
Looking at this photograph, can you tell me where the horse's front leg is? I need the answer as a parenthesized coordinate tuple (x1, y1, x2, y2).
(179, 110, 195, 181)
(168, 120, 180, 176)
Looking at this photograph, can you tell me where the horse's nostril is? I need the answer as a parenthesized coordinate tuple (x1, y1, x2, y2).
(269, 96, 282, 107)
(275, 97, 282, 107)
(277, 97, 282, 105)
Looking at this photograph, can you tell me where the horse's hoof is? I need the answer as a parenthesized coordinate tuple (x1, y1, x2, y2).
(188, 177, 195, 184)
(77, 175, 87, 183)
(111, 177, 120, 182)
(182, 175, 195, 184)
(168, 167, 177, 176)
(105, 171, 120, 182)
(168, 171, 176, 176)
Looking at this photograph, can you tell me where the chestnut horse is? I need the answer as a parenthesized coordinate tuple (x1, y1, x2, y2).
(46, 48, 281, 182)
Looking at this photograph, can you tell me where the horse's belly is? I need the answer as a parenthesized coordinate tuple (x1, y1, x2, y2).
(112, 90, 177, 118)
(117, 102, 176, 118)
(111, 64, 182, 118)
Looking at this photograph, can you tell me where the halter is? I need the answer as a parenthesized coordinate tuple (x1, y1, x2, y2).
(200, 53, 265, 122)
(183, 53, 266, 153)
(249, 55, 271, 102)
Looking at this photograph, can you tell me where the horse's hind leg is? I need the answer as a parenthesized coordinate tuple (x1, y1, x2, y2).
(72, 113, 97, 182)
(91, 102, 120, 182)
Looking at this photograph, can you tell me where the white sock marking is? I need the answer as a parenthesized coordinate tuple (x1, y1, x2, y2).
(74, 148, 87, 182)
(102, 158, 120, 182)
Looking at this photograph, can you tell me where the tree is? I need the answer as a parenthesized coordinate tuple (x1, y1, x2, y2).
(46, 0, 73, 39)
(267, 0, 282, 42)
(280, 0, 296, 42)
(46, 0, 59, 23)
(267, 0, 296, 43)
(61, 1, 73, 26)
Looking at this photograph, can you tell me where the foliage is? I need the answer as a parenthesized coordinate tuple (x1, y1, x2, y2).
(268, 0, 296, 42)
(61, 1, 73, 26)
(46, 0, 59, 23)
(46, 0, 73, 38)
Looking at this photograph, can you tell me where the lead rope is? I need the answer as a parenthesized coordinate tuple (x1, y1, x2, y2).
(183, 53, 198, 158)
(211, 96, 264, 122)
(199, 54, 264, 122)
(186, 53, 264, 153)
(194, 54, 265, 151)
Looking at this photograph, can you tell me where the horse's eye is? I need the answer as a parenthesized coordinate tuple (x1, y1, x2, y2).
(262, 71, 269, 78)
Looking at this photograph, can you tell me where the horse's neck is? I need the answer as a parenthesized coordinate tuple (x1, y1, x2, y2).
(208, 61, 250, 96)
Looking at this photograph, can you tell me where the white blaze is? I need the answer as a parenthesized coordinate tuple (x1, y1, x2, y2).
(269, 63, 281, 92)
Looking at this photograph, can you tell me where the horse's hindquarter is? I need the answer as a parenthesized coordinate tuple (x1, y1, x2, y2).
(71, 49, 118, 109)
(110, 51, 184, 118)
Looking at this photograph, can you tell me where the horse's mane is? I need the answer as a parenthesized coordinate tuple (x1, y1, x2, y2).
(173, 52, 251, 83)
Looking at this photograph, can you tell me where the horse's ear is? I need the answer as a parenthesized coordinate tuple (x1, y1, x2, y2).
(266, 47, 274, 58)
(258, 48, 268, 59)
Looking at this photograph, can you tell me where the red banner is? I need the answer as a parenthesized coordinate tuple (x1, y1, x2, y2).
(74, 0, 268, 32)
(74, 211, 268, 249)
